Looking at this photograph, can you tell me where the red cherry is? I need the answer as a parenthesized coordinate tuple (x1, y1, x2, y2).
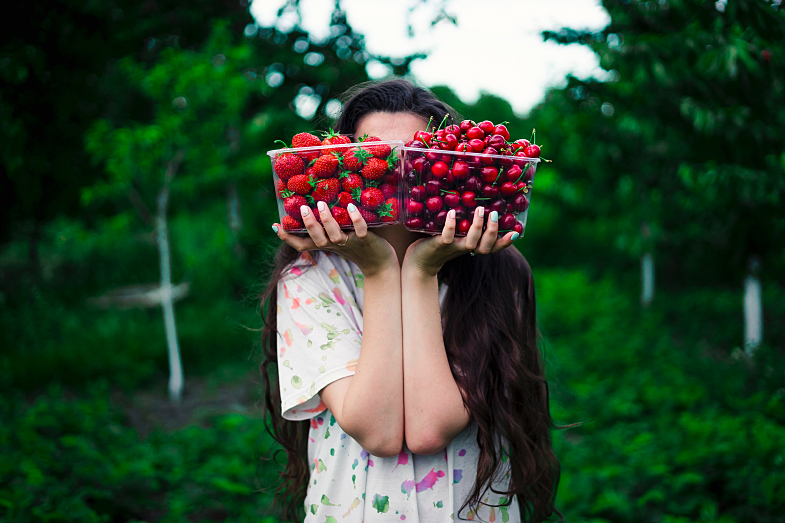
(459, 120, 476, 134)
(480, 166, 499, 184)
(405, 216, 424, 229)
(435, 209, 449, 227)
(482, 184, 499, 199)
(452, 160, 470, 179)
(444, 192, 461, 208)
(442, 133, 459, 150)
(523, 165, 535, 184)
(468, 139, 485, 152)
(490, 199, 507, 214)
(500, 182, 517, 197)
(524, 145, 541, 158)
(494, 124, 510, 141)
(466, 176, 482, 194)
(457, 219, 471, 235)
(425, 221, 439, 232)
(481, 147, 498, 166)
(461, 191, 477, 208)
(499, 213, 517, 230)
(454, 207, 468, 222)
(425, 196, 444, 213)
(513, 150, 529, 167)
(414, 130, 432, 146)
(512, 139, 530, 152)
(425, 150, 442, 162)
(431, 161, 449, 178)
(466, 127, 484, 140)
(515, 181, 528, 193)
(513, 221, 524, 234)
(505, 164, 523, 182)
(512, 192, 529, 213)
(444, 124, 461, 136)
(426, 179, 443, 196)
(478, 120, 495, 135)
(411, 185, 426, 202)
(412, 156, 428, 174)
(488, 134, 506, 149)
(406, 199, 424, 216)
(455, 142, 471, 153)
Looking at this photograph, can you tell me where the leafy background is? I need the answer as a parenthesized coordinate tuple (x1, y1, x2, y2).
(1, 0, 784, 521)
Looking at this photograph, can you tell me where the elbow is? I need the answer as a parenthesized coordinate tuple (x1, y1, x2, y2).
(406, 431, 450, 456)
(364, 437, 404, 458)
(341, 420, 403, 458)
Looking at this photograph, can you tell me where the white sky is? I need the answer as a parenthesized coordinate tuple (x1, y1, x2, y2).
(250, 0, 610, 115)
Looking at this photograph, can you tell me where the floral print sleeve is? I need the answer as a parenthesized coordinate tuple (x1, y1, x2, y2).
(276, 251, 365, 421)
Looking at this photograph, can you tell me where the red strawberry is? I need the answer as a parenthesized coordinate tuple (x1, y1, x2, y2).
(379, 183, 397, 199)
(343, 147, 372, 171)
(321, 129, 352, 148)
(336, 191, 358, 208)
(273, 153, 304, 181)
(340, 172, 363, 192)
(312, 153, 339, 179)
(361, 157, 389, 181)
(360, 136, 392, 158)
(358, 208, 380, 224)
(331, 206, 352, 227)
(276, 179, 287, 198)
(312, 179, 340, 203)
(379, 197, 400, 223)
(287, 174, 313, 195)
(291, 132, 321, 162)
(284, 195, 308, 219)
(281, 215, 303, 231)
(360, 187, 385, 210)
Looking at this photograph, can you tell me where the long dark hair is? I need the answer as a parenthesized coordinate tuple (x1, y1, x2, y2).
(260, 78, 567, 522)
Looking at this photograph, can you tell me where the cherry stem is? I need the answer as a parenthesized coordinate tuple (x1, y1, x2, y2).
(494, 167, 504, 184)
(514, 165, 529, 184)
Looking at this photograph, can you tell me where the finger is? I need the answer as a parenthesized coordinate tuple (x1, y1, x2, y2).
(317, 201, 345, 244)
(272, 223, 318, 252)
(300, 205, 330, 248)
(347, 203, 367, 238)
(475, 210, 499, 254)
(463, 206, 485, 250)
(441, 208, 456, 244)
(490, 231, 520, 253)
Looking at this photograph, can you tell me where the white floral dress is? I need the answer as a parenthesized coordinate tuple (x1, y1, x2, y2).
(277, 251, 520, 523)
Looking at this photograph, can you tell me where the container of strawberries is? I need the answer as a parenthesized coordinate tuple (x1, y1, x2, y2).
(268, 131, 404, 232)
(401, 119, 542, 237)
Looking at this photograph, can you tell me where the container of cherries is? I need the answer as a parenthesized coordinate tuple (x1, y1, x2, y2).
(401, 118, 542, 237)
(268, 131, 404, 232)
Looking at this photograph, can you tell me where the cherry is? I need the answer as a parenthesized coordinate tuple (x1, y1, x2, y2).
(435, 209, 449, 227)
(414, 130, 432, 146)
(482, 184, 499, 199)
(406, 140, 427, 151)
(457, 219, 471, 235)
(444, 192, 461, 208)
(480, 166, 499, 184)
(494, 124, 510, 141)
(424, 210, 435, 222)
(425, 150, 443, 163)
(444, 124, 461, 136)
(426, 196, 444, 213)
(489, 199, 507, 214)
(411, 185, 426, 202)
(454, 207, 468, 222)
(468, 139, 485, 153)
(466, 176, 482, 194)
(505, 164, 523, 182)
(426, 179, 443, 196)
(499, 213, 517, 231)
(478, 120, 495, 135)
(459, 120, 477, 134)
(513, 150, 529, 167)
(443, 133, 459, 150)
(461, 191, 477, 208)
(524, 144, 541, 158)
(412, 156, 428, 174)
(455, 142, 471, 153)
(431, 161, 449, 178)
(425, 221, 439, 232)
(481, 147, 498, 166)
(405, 171, 418, 186)
(452, 160, 470, 179)
(488, 134, 507, 149)
(466, 127, 485, 141)
(515, 181, 528, 193)
(512, 139, 530, 152)
(498, 154, 514, 168)
(512, 192, 529, 213)
(523, 165, 535, 184)
(445, 170, 455, 185)
(513, 221, 524, 234)
(406, 199, 424, 216)
(405, 217, 424, 229)
(500, 182, 517, 197)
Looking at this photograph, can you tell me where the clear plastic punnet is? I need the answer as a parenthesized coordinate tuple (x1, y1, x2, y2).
(400, 145, 539, 237)
(267, 140, 404, 232)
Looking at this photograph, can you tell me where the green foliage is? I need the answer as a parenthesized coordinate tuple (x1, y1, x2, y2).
(0, 383, 282, 522)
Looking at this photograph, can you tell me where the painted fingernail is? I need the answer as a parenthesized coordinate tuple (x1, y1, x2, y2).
(347, 203, 357, 213)
(300, 205, 310, 217)
(511, 232, 520, 241)
(478, 206, 485, 217)
(490, 211, 498, 223)
(272, 224, 279, 233)
(449, 209, 456, 219)
(317, 201, 326, 212)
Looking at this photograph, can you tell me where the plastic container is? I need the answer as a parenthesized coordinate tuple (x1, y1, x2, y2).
(268, 140, 404, 232)
(400, 146, 539, 237)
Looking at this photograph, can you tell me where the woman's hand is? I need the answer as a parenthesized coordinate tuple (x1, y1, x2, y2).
(402, 206, 519, 277)
(273, 202, 399, 278)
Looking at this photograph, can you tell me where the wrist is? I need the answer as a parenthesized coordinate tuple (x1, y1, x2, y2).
(362, 260, 400, 281)
(402, 259, 440, 281)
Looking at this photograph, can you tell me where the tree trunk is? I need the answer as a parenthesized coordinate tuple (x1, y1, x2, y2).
(744, 255, 762, 357)
(157, 150, 185, 403)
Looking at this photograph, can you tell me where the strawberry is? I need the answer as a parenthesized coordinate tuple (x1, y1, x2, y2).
(312, 154, 339, 179)
(360, 187, 385, 210)
(379, 182, 397, 200)
(321, 129, 352, 148)
(284, 194, 308, 219)
(359, 135, 391, 159)
(379, 197, 400, 223)
(358, 208, 380, 224)
(340, 172, 363, 192)
(331, 206, 352, 227)
(343, 147, 372, 171)
(312, 178, 340, 203)
(305, 166, 316, 177)
(381, 172, 399, 186)
(336, 191, 358, 208)
(276, 179, 287, 198)
(281, 215, 303, 231)
(360, 157, 389, 181)
(287, 174, 313, 195)
(291, 132, 321, 162)
(273, 153, 304, 181)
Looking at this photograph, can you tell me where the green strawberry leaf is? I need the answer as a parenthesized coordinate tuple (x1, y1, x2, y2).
(351, 187, 362, 201)
(377, 203, 393, 217)
(305, 195, 315, 205)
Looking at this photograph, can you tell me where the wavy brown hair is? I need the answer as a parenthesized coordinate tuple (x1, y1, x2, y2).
(260, 78, 569, 522)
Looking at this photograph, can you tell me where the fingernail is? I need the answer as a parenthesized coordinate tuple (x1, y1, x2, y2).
(478, 206, 485, 217)
(449, 209, 455, 219)
(511, 232, 520, 241)
(347, 203, 357, 213)
(272, 224, 279, 233)
(490, 211, 498, 223)
(317, 201, 326, 212)
(300, 205, 310, 217)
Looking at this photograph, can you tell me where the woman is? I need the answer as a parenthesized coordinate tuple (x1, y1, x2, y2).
(261, 78, 562, 522)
